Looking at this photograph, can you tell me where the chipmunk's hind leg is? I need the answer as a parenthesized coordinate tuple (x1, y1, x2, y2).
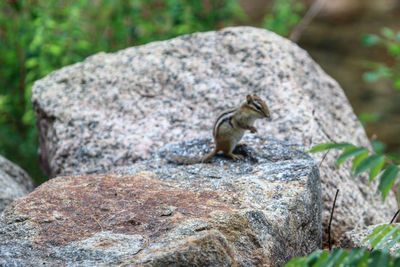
(218, 140, 244, 160)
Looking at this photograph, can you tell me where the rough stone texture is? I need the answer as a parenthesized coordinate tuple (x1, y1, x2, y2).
(31, 26, 397, 244)
(0, 155, 35, 213)
(0, 138, 321, 267)
(339, 223, 400, 254)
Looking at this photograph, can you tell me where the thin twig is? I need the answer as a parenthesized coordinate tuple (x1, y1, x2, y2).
(319, 151, 329, 167)
(390, 209, 400, 224)
(289, 0, 327, 42)
(328, 189, 339, 251)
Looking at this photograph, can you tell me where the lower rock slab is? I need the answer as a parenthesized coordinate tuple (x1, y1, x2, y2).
(0, 138, 321, 266)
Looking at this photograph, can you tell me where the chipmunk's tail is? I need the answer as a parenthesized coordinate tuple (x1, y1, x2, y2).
(167, 147, 217, 165)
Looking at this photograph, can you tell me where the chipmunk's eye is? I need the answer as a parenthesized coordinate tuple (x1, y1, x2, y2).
(253, 102, 263, 112)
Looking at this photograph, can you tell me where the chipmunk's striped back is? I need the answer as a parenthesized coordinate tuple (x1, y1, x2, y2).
(213, 108, 236, 138)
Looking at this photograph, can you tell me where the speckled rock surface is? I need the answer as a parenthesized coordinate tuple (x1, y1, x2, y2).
(0, 155, 35, 213)
(31, 26, 397, 244)
(0, 138, 321, 266)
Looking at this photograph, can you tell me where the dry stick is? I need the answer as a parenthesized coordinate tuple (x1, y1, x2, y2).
(328, 189, 339, 251)
(319, 151, 329, 167)
(390, 209, 400, 224)
(289, 0, 327, 42)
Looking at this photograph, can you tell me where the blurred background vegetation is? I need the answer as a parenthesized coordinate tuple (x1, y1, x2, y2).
(0, 0, 399, 184)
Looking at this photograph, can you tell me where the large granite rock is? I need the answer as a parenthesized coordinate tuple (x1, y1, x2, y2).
(0, 138, 321, 266)
(0, 155, 35, 213)
(31, 26, 397, 244)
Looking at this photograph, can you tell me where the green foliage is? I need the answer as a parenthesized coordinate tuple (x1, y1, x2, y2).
(285, 224, 400, 266)
(286, 24, 400, 267)
(363, 224, 400, 251)
(362, 28, 400, 90)
(0, 0, 244, 183)
(308, 143, 400, 201)
(263, 0, 304, 37)
(285, 248, 400, 267)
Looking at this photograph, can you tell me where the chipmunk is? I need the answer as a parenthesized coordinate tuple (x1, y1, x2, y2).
(169, 94, 270, 164)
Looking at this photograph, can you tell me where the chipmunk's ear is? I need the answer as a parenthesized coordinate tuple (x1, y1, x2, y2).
(246, 94, 253, 104)
(253, 93, 259, 98)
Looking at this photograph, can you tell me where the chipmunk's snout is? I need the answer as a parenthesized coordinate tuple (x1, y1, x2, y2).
(260, 105, 270, 119)
(262, 107, 270, 118)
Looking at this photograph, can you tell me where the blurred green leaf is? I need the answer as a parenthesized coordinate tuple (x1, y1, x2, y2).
(352, 150, 369, 171)
(264, 0, 304, 37)
(362, 34, 381, 46)
(306, 250, 330, 266)
(336, 147, 368, 167)
(308, 142, 353, 153)
(364, 224, 394, 247)
(375, 225, 400, 250)
(0, 95, 8, 110)
(383, 228, 400, 250)
(284, 248, 400, 267)
(25, 58, 38, 69)
(354, 154, 386, 176)
(363, 71, 381, 82)
(284, 257, 306, 266)
(328, 248, 348, 265)
(388, 153, 400, 163)
(342, 248, 369, 266)
(47, 44, 63, 56)
(388, 43, 400, 56)
(369, 250, 390, 266)
(372, 140, 387, 153)
(77, 40, 91, 51)
(285, 250, 330, 267)
(359, 112, 380, 126)
(382, 27, 395, 39)
(287, 225, 400, 267)
(394, 78, 400, 89)
(398, 181, 400, 206)
(378, 164, 400, 200)
(369, 156, 386, 182)
(22, 109, 35, 126)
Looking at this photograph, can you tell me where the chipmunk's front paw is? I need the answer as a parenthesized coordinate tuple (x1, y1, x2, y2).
(249, 126, 257, 133)
(236, 142, 248, 147)
(228, 153, 243, 160)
